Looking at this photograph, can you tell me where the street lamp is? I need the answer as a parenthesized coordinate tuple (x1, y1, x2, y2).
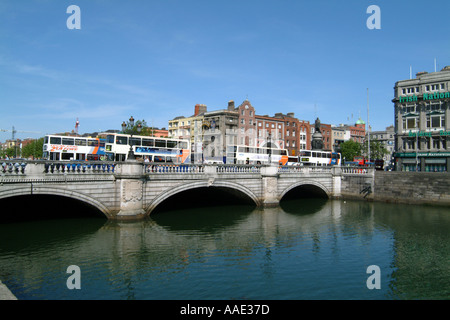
(267, 132, 272, 164)
(121, 116, 142, 160)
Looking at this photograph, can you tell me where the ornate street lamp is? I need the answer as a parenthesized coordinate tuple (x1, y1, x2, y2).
(121, 116, 142, 160)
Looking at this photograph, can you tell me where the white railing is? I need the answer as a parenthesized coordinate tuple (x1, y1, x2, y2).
(0, 160, 117, 175)
(215, 164, 261, 173)
(278, 166, 332, 173)
(144, 163, 204, 174)
(341, 167, 370, 174)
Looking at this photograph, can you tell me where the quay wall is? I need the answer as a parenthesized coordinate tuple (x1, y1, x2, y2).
(372, 171, 450, 206)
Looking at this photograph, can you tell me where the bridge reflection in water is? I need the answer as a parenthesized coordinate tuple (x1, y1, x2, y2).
(0, 198, 448, 300)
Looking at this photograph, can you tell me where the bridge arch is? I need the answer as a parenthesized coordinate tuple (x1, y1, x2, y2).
(0, 186, 113, 219)
(146, 180, 261, 215)
(280, 180, 331, 200)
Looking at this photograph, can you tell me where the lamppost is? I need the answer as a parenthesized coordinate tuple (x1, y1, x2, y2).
(267, 132, 272, 164)
(121, 116, 142, 161)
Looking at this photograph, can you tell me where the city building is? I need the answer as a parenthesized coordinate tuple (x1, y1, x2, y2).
(369, 125, 395, 168)
(202, 101, 239, 163)
(393, 65, 450, 172)
(331, 126, 349, 153)
(169, 99, 316, 162)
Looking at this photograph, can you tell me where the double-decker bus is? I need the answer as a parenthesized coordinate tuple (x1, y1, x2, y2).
(104, 133, 191, 163)
(43, 135, 106, 161)
(298, 150, 341, 166)
(225, 145, 289, 165)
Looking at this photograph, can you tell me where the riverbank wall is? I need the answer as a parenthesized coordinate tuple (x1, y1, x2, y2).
(340, 171, 450, 206)
(372, 171, 450, 206)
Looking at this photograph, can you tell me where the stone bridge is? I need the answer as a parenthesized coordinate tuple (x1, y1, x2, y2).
(0, 160, 375, 220)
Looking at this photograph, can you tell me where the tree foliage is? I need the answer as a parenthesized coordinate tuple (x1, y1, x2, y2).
(340, 140, 362, 162)
(121, 119, 156, 136)
(21, 138, 44, 159)
(362, 140, 389, 160)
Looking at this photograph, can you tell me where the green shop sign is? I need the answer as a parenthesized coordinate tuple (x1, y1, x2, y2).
(399, 91, 450, 102)
(395, 152, 450, 157)
(408, 130, 450, 137)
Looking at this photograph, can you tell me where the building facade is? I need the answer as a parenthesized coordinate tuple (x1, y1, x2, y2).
(369, 125, 395, 169)
(393, 66, 450, 172)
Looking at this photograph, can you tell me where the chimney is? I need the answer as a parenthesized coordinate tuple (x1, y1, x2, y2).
(287, 112, 295, 118)
(195, 104, 207, 116)
(228, 100, 235, 111)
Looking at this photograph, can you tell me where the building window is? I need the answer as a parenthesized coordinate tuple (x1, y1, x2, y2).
(433, 138, 440, 149)
(428, 115, 444, 128)
(403, 117, 417, 129)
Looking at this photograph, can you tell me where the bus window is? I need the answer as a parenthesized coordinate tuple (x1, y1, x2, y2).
(155, 140, 166, 148)
(312, 152, 317, 157)
(116, 136, 128, 145)
(130, 137, 141, 146)
(44, 136, 49, 144)
(62, 138, 74, 145)
(301, 151, 311, 157)
(142, 138, 154, 147)
(50, 152, 60, 160)
(327, 153, 331, 158)
(50, 137, 62, 144)
(75, 139, 87, 146)
(106, 135, 115, 143)
(61, 153, 74, 160)
(88, 139, 98, 146)
(167, 140, 178, 149)
(154, 156, 165, 162)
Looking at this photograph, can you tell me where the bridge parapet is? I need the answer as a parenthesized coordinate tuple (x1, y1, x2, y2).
(1, 160, 117, 176)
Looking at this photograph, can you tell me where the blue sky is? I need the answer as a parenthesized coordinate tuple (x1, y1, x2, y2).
(1, 0, 449, 140)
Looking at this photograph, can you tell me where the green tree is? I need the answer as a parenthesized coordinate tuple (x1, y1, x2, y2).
(362, 140, 389, 160)
(0, 147, 15, 159)
(340, 140, 362, 162)
(21, 138, 44, 159)
(121, 119, 151, 136)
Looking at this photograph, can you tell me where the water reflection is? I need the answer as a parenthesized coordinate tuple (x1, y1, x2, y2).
(0, 200, 449, 299)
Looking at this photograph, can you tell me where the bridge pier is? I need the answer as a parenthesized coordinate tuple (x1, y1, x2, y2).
(261, 165, 279, 207)
(114, 161, 146, 220)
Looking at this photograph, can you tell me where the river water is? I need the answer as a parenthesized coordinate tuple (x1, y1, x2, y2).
(0, 199, 449, 300)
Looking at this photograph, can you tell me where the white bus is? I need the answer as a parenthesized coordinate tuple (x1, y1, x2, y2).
(298, 150, 341, 166)
(104, 133, 191, 163)
(43, 135, 106, 161)
(226, 145, 289, 165)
